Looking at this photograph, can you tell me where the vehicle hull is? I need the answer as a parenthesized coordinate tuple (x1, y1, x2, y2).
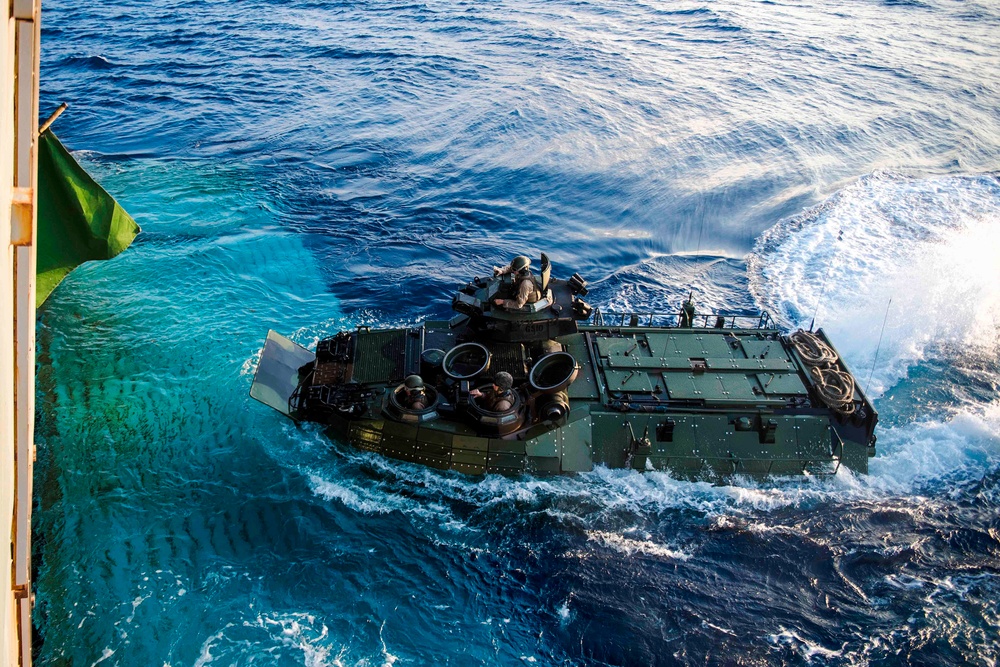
(252, 320, 877, 480)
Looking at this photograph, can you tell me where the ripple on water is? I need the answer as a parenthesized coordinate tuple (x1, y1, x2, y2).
(33, 0, 1000, 664)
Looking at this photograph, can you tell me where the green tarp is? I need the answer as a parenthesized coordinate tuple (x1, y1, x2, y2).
(36, 131, 139, 306)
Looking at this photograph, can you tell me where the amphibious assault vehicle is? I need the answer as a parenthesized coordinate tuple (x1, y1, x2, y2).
(251, 255, 877, 479)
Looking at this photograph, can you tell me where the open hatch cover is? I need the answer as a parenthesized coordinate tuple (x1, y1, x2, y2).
(250, 330, 315, 416)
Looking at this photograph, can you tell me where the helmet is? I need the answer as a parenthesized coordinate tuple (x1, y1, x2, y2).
(510, 255, 531, 272)
(404, 374, 424, 390)
(494, 371, 513, 391)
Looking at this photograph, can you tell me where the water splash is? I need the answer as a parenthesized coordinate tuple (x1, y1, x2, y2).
(749, 171, 1000, 395)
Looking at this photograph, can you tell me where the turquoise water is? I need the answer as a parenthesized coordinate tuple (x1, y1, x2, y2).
(35, 0, 1000, 665)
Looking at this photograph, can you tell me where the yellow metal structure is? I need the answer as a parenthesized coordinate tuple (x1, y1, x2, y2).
(3, 0, 41, 664)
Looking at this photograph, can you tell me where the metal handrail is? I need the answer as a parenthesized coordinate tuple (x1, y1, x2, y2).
(591, 308, 773, 330)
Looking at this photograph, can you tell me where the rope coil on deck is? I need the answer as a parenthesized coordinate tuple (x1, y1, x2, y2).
(790, 329, 856, 416)
(808, 365, 856, 415)
(789, 330, 839, 366)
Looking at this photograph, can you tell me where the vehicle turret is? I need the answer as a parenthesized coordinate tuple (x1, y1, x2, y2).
(451, 253, 593, 343)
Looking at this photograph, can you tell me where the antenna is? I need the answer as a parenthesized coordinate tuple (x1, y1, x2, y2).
(809, 229, 843, 332)
(809, 270, 833, 331)
(864, 298, 892, 396)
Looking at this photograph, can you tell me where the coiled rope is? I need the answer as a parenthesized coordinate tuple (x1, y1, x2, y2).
(789, 329, 855, 415)
(808, 366, 856, 415)
(789, 329, 839, 366)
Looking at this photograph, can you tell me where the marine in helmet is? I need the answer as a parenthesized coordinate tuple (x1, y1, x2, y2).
(469, 371, 515, 412)
(492, 255, 542, 310)
(400, 374, 428, 410)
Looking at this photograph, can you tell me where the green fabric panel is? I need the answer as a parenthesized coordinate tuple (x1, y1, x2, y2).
(36, 131, 139, 306)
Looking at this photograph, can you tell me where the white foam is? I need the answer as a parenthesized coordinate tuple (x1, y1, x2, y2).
(585, 530, 692, 560)
(768, 628, 844, 662)
(869, 407, 1000, 490)
(89, 648, 116, 667)
(125, 593, 150, 624)
(556, 599, 572, 624)
(301, 437, 985, 535)
(749, 171, 1000, 396)
(307, 474, 401, 515)
(291, 391, 997, 535)
(193, 628, 227, 667)
(378, 620, 398, 667)
(252, 613, 334, 667)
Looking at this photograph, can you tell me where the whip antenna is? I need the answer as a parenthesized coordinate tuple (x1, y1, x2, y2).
(809, 228, 843, 332)
(809, 268, 835, 332)
(864, 297, 892, 396)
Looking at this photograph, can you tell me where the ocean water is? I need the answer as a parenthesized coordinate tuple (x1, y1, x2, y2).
(33, 0, 1000, 665)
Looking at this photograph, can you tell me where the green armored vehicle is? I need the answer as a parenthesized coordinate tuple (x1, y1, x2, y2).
(251, 255, 877, 479)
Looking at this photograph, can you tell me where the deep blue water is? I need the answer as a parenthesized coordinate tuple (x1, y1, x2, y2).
(33, 0, 1000, 665)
